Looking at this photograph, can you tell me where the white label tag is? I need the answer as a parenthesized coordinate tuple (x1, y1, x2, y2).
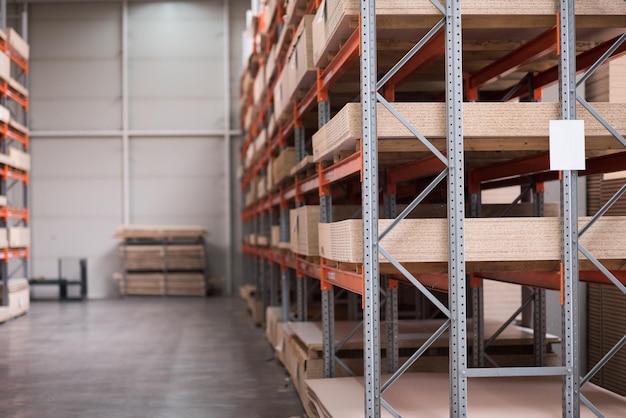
(549, 119, 585, 170)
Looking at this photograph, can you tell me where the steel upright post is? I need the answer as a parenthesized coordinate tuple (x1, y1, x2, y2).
(361, 0, 381, 416)
(558, 0, 580, 415)
(446, 1, 468, 416)
(533, 186, 548, 366)
(383, 192, 399, 373)
(280, 208, 290, 321)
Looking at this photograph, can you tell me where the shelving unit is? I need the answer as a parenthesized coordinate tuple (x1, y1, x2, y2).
(0, 2, 30, 323)
(239, 0, 626, 416)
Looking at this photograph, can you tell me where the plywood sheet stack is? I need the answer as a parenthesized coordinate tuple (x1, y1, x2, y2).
(318, 217, 626, 270)
(290, 205, 361, 256)
(0, 278, 29, 324)
(115, 226, 207, 297)
(281, 319, 558, 417)
(306, 373, 626, 418)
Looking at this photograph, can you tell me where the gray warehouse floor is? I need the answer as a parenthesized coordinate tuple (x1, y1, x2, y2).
(0, 297, 304, 418)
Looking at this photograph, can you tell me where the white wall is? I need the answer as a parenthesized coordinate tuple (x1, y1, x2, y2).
(28, 0, 246, 298)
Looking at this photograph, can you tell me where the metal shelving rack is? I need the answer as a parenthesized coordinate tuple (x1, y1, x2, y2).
(0, 1, 29, 308)
(239, 0, 626, 416)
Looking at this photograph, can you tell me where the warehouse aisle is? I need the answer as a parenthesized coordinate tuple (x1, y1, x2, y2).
(0, 298, 304, 418)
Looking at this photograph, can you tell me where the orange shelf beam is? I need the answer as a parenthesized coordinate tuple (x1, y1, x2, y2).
(6, 126, 28, 148)
(7, 86, 28, 111)
(319, 151, 361, 187)
(386, 155, 447, 194)
(0, 248, 28, 260)
(6, 45, 28, 74)
(466, 27, 557, 100)
(0, 206, 28, 221)
(493, 34, 626, 101)
(479, 271, 626, 292)
(383, 29, 445, 93)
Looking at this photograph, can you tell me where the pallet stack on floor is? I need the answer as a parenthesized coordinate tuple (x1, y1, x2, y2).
(115, 226, 208, 297)
(240, 0, 626, 416)
(0, 23, 31, 324)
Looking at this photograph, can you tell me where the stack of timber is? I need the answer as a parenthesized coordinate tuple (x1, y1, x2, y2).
(115, 226, 207, 297)
(0, 278, 29, 323)
(239, 283, 263, 326)
(305, 373, 626, 418)
(270, 318, 558, 415)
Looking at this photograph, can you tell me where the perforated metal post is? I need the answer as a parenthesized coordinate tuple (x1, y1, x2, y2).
(471, 280, 484, 368)
(319, 70, 335, 377)
(295, 126, 306, 162)
(280, 208, 291, 321)
(361, 0, 381, 416)
(296, 275, 307, 321)
(347, 292, 360, 321)
(533, 185, 547, 366)
(270, 211, 279, 306)
(469, 193, 484, 368)
(446, 1, 468, 415)
(320, 192, 335, 377)
(383, 192, 399, 373)
(558, 1, 580, 416)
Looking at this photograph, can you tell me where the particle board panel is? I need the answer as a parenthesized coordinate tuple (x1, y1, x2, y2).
(0, 195, 7, 207)
(306, 373, 626, 418)
(318, 216, 626, 264)
(0, 105, 9, 125)
(270, 225, 281, 248)
(287, 318, 558, 353)
(117, 272, 206, 296)
(0, 50, 9, 82)
(8, 28, 29, 60)
(273, 68, 291, 121)
(114, 225, 206, 240)
(118, 244, 205, 257)
(265, 306, 283, 349)
(312, 0, 626, 66)
(9, 119, 29, 135)
(0, 281, 29, 324)
(8, 77, 28, 97)
(272, 147, 297, 186)
(8, 227, 29, 248)
(290, 205, 361, 256)
(286, 15, 316, 98)
(290, 155, 316, 176)
(8, 147, 30, 172)
(253, 62, 266, 106)
(239, 283, 256, 300)
(253, 128, 267, 161)
(264, 44, 277, 87)
(312, 102, 626, 161)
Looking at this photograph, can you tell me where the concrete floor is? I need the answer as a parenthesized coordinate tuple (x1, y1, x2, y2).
(0, 297, 304, 418)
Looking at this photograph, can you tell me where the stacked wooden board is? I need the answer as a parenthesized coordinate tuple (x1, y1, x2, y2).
(115, 226, 207, 297)
(0, 278, 29, 324)
(267, 316, 559, 416)
(306, 373, 626, 418)
(240, 284, 263, 325)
